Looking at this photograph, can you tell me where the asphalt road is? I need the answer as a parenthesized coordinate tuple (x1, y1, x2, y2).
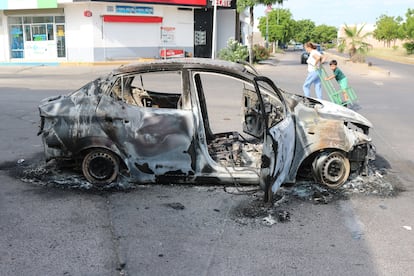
(0, 54, 413, 276)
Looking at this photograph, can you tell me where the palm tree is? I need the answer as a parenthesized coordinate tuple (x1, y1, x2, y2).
(338, 24, 372, 62)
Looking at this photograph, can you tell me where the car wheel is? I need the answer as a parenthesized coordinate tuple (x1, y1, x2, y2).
(82, 148, 119, 186)
(312, 151, 350, 189)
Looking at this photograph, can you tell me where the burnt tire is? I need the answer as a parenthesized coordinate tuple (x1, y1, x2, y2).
(312, 151, 350, 189)
(82, 149, 119, 186)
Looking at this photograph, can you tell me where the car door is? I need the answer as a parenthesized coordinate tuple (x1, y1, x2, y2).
(97, 71, 195, 182)
(244, 76, 296, 201)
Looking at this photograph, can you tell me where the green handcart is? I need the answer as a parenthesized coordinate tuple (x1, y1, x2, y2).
(318, 66, 357, 106)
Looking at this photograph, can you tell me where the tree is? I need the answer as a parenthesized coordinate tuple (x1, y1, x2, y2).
(373, 15, 404, 47)
(402, 8, 414, 40)
(291, 19, 316, 43)
(311, 24, 337, 44)
(237, 0, 285, 64)
(338, 24, 372, 62)
(257, 8, 295, 48)
(402, 8, 414, 54)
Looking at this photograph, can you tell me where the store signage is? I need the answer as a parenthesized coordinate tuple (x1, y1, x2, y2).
(161, 27, 175, 44)
(103, 15, 162, 23)
(116, 5, 153, 15)
(84, 10, 93, 17)
(160, 49, 184, 58)
(208, 0, 235, 8)
(91, 0, 206, 7)
(210, 0, 232, 7)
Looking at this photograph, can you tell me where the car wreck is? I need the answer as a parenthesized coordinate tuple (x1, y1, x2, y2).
(38, 58, 375, 201)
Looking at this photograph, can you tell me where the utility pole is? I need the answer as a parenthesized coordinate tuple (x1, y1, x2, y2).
(265, 4, 272, 49)
(211, 0, 217, 59)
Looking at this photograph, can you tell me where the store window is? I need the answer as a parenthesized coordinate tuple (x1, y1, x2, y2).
(8, 15, 66, 59)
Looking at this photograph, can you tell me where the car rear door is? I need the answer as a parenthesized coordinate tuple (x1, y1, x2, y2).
(97, 71, 196, 182)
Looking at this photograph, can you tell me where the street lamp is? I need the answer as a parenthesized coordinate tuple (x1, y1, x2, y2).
(265, 4, 272, 49)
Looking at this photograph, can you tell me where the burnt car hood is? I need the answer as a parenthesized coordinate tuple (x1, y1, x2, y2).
(286, 94, 372, 127)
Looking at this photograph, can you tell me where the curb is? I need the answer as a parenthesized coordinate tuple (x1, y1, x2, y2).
(0, 58, 156, 67)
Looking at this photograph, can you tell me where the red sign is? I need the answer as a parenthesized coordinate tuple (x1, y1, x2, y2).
(91, 0, 206, 6)
(160, 49, 184, 58)
(103, 15, 163, 23)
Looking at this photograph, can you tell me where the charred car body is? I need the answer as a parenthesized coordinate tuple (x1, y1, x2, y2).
(38, 58, 375, 199)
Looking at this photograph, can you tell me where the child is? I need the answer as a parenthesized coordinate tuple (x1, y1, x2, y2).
(324, 60, 349, 104)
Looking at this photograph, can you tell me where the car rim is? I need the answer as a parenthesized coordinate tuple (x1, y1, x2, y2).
(312, 151, 350, 189)
(82, 149, 119, 186)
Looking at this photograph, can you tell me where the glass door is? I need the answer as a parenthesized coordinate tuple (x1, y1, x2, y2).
(56, 24, 66, 57)
(9, 25, 24, 59)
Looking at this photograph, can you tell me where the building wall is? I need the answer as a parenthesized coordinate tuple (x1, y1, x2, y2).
(64, 3, 95, 61)
(0, 1, 237, 62)
(0, 11, 6, 61)
(217, 9, 235, 51)
(65, 2, 194, 61)
(162, 7, 194, 53)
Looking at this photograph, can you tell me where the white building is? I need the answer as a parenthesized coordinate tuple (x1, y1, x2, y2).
(0, 0, 242, 63)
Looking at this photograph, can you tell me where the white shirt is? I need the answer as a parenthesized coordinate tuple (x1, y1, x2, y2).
(306, 49, 321, 72)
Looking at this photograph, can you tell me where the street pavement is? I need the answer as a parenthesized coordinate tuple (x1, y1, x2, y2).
(0, 53, 413, 275)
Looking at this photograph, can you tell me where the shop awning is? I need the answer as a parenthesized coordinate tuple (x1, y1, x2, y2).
(103, 15, 163, 23)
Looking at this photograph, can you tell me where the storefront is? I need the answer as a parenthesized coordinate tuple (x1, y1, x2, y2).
(0, 0, 241, 63)
(7, 13, 66, 60)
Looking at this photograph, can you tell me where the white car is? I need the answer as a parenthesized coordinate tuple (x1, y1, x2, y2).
(294, 43, 304, 51)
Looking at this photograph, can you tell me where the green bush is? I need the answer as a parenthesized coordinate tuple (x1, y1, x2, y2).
(403, 42, 414, 54)
(218, 38, 249, 62)
(252, 44, 270, 62)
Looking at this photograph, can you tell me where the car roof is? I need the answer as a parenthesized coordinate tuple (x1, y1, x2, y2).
(111, 58, 256, 77)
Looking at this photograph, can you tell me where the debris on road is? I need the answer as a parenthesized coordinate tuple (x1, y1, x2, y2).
(262, 214, 277, 226)
(0, 156, 401, 229)
(164, 202, 185, 210)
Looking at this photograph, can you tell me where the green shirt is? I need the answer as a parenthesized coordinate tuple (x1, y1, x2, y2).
(333, 67, 346, 81)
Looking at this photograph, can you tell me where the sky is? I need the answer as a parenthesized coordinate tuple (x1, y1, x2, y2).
(255, 0, 413, 27)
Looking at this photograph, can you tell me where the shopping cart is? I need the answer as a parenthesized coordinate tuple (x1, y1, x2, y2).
(318, 66, 357, 106)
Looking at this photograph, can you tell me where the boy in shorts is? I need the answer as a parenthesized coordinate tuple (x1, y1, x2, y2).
(325, 60, 349, 104)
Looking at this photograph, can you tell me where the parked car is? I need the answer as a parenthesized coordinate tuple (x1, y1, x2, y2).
(301, 44, 323, 64)
(294, 43, 304, 51)
(38, 58, 375, 200)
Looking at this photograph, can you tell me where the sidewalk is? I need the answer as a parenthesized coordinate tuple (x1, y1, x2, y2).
(0, 57, 154, 67)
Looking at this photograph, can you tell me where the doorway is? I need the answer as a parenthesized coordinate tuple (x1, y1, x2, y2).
(193, 9, 212, 58)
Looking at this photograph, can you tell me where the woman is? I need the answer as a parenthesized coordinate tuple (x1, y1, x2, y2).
(302, 42, 323, 99)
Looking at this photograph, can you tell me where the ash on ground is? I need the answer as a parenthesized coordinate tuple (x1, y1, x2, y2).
(2, 158, 134, 190)
(229, 164, 399, 226)
(1, 158, 400, 221)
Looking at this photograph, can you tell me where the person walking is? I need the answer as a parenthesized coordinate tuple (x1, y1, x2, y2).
(303, 42, 323, 99)
(324, 59, 349, 104)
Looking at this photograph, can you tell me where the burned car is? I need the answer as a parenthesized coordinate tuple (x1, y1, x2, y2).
(38, 58, 374, 200)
